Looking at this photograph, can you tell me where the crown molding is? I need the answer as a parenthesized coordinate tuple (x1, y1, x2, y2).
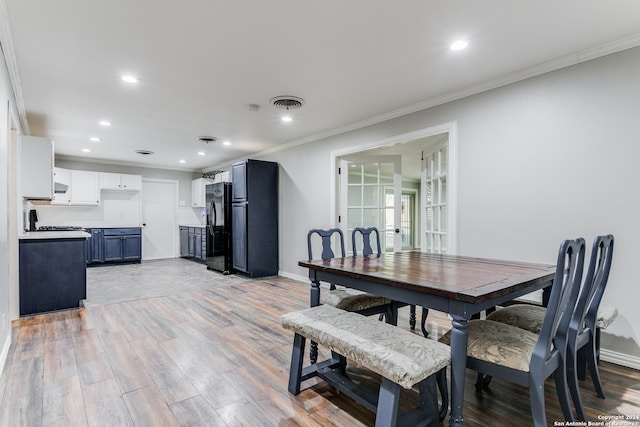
(0, 0, 29, 134)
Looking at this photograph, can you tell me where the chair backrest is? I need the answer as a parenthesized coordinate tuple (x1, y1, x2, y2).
(531, 238, 586, 368)
(573, 235, 614, 336)
(352, 227, 381, 256)
(307, 228, 346, 260)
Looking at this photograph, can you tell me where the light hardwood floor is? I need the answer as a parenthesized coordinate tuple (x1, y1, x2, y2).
(1, 258, 639, 426)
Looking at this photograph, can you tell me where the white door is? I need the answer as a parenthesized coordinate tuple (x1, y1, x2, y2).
(339, 155, 402, 254)
(422, 141, 449, 253)
(141, 179, 178, 260)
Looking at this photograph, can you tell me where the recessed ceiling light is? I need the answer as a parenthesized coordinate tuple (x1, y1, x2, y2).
(99, 120, 111, 127)
(121, 75, 138, 84)
(82, 148, 91, 153)
(281, 116, 292, 122)
(197, 151, 205, 156)
(450, 40, 468, 51)
(90, 137, 101, 142)
(222, 141, 231, 146)
(179, 159, 186, 164)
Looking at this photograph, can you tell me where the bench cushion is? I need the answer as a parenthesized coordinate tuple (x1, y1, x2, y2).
(281, 305, 450, 389)
(320, 287, 392, 311)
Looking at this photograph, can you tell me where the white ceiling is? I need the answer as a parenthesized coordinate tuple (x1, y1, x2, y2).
(3, 1, 640, 172)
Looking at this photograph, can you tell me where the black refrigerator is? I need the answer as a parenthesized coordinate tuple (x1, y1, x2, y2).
(206, 182, 233, 274)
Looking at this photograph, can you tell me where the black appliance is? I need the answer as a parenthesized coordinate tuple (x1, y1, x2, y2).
(28, 209, 38, 231)
(206, 182, 233, 274)
(37, 225, 85, 231)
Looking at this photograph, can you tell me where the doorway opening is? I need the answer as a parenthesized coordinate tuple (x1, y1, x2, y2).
(333, 122, 457, 255)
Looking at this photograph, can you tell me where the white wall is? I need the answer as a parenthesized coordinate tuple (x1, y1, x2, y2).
(240, 46, 640, 366)
(0, 50, 18, 372)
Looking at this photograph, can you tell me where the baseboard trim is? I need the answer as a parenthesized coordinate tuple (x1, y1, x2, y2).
(0, 333, 10, 376)
(601, 348, 640, 371)
(278, 271, 308, 284)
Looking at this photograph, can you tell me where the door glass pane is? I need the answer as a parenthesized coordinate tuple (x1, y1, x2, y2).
(433, 207, 440, 232)
(379, 163, 393, 184)
(348, 209, 361, 228)
(441, 235, 447, 253)
(348, 164, 362, 184)
(425, 182, 432, 204)
(384, 188, 394, 207)
(362, 186, 378, 206)
(441, 206, 447, 232)
(441, 178, 447, 204)
(440, 149, 447, 175)
(348, 186, 362, 206)
(363, 163, 378, 184)
(426, 207, 433, 231)
(362, 208, 378, 226)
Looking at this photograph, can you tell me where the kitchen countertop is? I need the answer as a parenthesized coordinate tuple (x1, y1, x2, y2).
(180, 224, 206, 228)
(19, 231, 91, 240)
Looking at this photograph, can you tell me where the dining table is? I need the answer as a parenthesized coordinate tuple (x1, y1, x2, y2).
(298, 250, 557, 427)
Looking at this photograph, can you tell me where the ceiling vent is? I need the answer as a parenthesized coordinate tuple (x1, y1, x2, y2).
(198, 136, 217, 144)
(270, 96, 305, 110)
(135, 150, 154, 155)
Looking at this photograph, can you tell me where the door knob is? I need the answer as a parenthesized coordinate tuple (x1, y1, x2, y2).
(395, 229, 400, 233)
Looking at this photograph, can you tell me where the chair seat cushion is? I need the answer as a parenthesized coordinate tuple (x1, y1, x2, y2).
(439, 319, 539, 372)
(281, 305, 450, 389)
(320, 287, 391, 311)
(596, 304, 618, 330)
(486, 304, 545, 334)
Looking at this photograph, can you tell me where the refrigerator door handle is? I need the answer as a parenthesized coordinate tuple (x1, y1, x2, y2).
(209, 198, 216, 235)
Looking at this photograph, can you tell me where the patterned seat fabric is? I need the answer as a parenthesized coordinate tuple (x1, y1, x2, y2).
(486, 304, 545, 334)
(281, 305, 450, 389)
(440, 319, 540, 372)
(596, 304, 618, 330)
(320, 287, 392, 311)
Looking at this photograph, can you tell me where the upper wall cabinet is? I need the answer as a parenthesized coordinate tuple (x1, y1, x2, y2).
(20, 136, 54, 200)
(191, 178, 207, 208)
(52, 167, 71, 205)
(70, 170, 100, 205)
(100, 172, 142, 191)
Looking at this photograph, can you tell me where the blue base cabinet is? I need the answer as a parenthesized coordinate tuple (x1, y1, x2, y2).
(19, 237, 87, 316)
(86, 227, 141, 265)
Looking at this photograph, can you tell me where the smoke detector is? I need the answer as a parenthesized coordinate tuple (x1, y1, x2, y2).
(270, 96, 305, 110)
(198, 136, 217, 144)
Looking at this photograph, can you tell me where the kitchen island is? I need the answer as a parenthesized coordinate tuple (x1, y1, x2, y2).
(19, 230, 90, 316)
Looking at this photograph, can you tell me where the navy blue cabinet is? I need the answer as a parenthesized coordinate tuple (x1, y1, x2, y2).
(231, 159, 278, 277)
(87, 227, 141, 265)
(20, 237, 87, 315)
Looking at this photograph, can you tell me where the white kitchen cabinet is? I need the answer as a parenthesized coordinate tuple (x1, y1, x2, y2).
(52, 167, 71, 205)
(191, 178, 207, 207)
(100, 172, 142, 191)
(213, 171, 231, 183)
(70, 170, 100, 205)
(20, 136, 54, 200)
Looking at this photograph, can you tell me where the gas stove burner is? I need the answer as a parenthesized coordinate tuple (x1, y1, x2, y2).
(38, 225, 85, 231)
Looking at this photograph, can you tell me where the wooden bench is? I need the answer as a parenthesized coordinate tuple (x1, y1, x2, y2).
(281, 305, 451, 427)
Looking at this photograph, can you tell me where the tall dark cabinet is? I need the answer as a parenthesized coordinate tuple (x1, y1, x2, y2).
(231, 159, 278, 277)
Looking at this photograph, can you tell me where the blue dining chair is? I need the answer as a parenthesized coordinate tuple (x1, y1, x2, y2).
(485, 235, 614, 420)
(440, 238, 585, 427)
(307, 228, 395, 318)
(567, 235, 614, 419)
(352, 226, 426, 334)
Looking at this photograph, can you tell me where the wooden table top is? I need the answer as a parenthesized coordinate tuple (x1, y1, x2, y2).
(299, 251, 556, 304)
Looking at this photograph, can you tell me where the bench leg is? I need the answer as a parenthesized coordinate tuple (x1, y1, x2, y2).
(288, 333, 306, 395)
(376, 377, 400, 427)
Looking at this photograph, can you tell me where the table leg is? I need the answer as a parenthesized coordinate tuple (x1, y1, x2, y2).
(309, 279, 321, 364)
(448, 315, 468, 427)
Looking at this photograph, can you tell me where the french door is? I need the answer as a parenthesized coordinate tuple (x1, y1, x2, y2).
(339, 156, 402, 254)
(422, 142, 448, 253)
